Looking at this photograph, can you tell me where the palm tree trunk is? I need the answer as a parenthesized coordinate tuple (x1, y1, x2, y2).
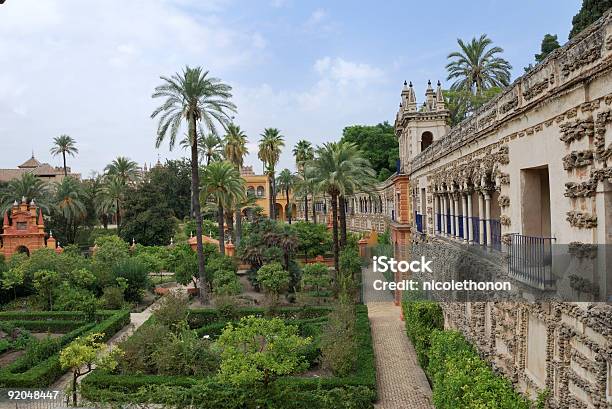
(268, 173, 274, 219)
(190, 120, 207, 303)
(218, 205, 225, 255)
(304, 192, 309, 222)
(312, 198, 317, 224)
(62, 151, 67, 177)
(115, 199, 121, 229)
(339, 195, 347, 248)
(225, 211, 234, 242)
(272, 170, 277, 219)
(330, 192, 339, 278)
(286, 189, 291, 224)
(235, 207, 242, 246)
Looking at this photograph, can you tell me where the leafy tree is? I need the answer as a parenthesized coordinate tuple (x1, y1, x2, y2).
(237, 218, 284, 271)
(92, 235, 130, 287)
(152, 66, 236, 303)
(60, 333, 122, 406)
(301, 263, 330, 296)
(340, 122, 399, 181)
(216, 316, 311, 385)
(293, 221, 331, 259)
(50, 134, 78, 177)
(256, 262, 290, 305)
(69, 268, 96, 289)
(444, 87, 503, 126)
(112, 258, 150, 302)
(292, 140, 315, 221)
(224, 123, 249, 245)
(212, 270, 242, 296)
(180, 127, 224, 166)
(1, 268, 24, 300)
(118, 180, 178, 246)
(276, 169, 296, 223)
(148, 159, 192, 220)
(33, 269, 61, 310)
(569, 0, 612, 39)
(321, 301, 356, 376)
(51, 176, 87, 244)
(97, 175, 125, 230)
(200, 161, 245, 255)
(258, 128, 285, 219)
(446, 34, 512, 94)
(104, 156, 139, 184)
(536, 34, 561, 63)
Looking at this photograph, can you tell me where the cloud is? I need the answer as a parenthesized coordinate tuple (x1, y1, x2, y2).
(306, 8, 327, 26)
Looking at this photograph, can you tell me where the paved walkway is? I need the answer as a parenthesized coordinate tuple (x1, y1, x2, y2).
(363, 266, 434, 409)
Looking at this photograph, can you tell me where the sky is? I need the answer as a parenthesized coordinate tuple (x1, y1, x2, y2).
(0, 0, 581, 176)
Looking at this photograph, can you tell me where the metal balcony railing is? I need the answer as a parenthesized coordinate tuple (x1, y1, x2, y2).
(508, 233, 555, 288)
(489, 219, 502, 251)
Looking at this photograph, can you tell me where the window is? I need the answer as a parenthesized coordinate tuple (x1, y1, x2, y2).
(256, 186, 265, 197)
(521, 166, 551, 237)
(421, 131, 433, 151)
(16, 222, 27, 230)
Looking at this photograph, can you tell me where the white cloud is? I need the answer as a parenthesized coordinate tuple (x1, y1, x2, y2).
(306, 8, 327, 26)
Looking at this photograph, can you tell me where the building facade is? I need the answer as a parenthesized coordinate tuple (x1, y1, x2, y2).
(0, 154, 80, 183)
(241, 166, 297, 222)
(350, 11, 612, 408)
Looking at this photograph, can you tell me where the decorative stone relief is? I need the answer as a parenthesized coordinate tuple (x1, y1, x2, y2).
(562, 150, 594, 170)
(566, 211, 597, 228)
(591, 167, 612, 182)
(568, 242, 598, 259)
(478, 109, 497, 128)
(498, 195, 510, 207)
(499, 95, 518, 114)
(559, 116, 594, 144)
(560, 32, 603, 78)
(499, 215, 511, 226)
(564, 181, 597, 198)
(523, 75, 553, 101)
(501, 233, 513, 246)
(594, 108, 612, 162)
(498, 172, 510, 185)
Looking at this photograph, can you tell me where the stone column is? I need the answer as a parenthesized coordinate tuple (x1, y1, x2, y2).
(478, 191, 485, 245)
(462, 192, 468, 242)
(453, 193, 459, 238)
(449, 194, 455, 237)
(484, 192, 492, 247)
(466, 191, 473, 243)
(441, 193, 447, 236)
(433, 193, 438, 234)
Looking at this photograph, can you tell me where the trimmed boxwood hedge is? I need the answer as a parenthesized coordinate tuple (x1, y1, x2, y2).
(81, 305, 376, 408)
(402, 300, 530, 408)
(0, 310, 130, 388)
(187, 305, 333, 327)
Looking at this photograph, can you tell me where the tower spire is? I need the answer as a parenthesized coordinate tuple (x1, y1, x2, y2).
(435, 80, 445, 110)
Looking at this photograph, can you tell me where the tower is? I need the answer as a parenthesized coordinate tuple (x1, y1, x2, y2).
(394, 80, 450, 173)
(0, 198, 48, 257)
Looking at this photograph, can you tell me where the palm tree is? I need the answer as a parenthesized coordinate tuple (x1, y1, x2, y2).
(104, 157, 139, 184)
(292, 140, 314, 222)
(180, 127, 224, 165)
(200, 161, 245, 255)
(0, 173, 50, 214)
(276, 169, 296, 224)
(54, 177, 87, 243)
(50, 135, 78, 177)
(224, 123, 249, 245)
(308, 142, 376, 274)
(258, 128, 285, 219)
(98, 175, 125, 229)
(151, 66, 236, 301)
(446, 34, 512, 94)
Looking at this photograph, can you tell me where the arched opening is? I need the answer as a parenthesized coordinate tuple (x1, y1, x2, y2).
(421, 131, 434, 151)
(274, 203, 284, 221)
(256, 186, 265, 197)
(15, 245, 29, 256)
(247, 186, 255, 197)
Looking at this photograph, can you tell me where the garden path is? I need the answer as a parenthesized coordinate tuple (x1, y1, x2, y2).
(362, 266, 434, 409)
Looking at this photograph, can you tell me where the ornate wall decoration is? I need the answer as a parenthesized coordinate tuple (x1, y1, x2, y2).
(559, 116, 594, 144)
(566, 211, 597, 228)
(500, 215, 511, 226)
(478, 109, 497, 128)
(560, 32, 603, 78)
(562, 150, 594, 170)
(564, 181, 597, 198)
(498, 195, 510, 207)
(523, 75, 552, 101)
(499, 94, 518, 114)
(591, 167, 612, 182)
(594, 108, 612, 162)
(568, 242, 598, 259)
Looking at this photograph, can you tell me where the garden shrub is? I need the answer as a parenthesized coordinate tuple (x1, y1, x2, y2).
(339, 247, 361, 280)
(428, 330, 529, 409)
(118, 320, 168, 374)
(212, 270, 242, 296)
(152, 292, 189, 330)
(320, 302, 356, 376)
(401, 299, 443, 368)
(293, 222, 332, 259)
(92, 235, 130, 287)
(112, 258, 150, 302)
(256, 263, 290, 305)
(207, 255, 237, 285)
(99, 286, 125, 310)
(301, 263, 331, 296)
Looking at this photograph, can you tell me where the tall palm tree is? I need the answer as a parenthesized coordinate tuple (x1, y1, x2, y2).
(224, 123, 249, 245)
(200, 161, 245, 255)
(308, 142, 376, 274)
(104, 157, 139, 184)
(54, 177, 87, 243)
(98, 175, 125, 229)
(50, 135, 78, 177)
(446, 34, 512, 94)
(276, 169, 296, 224)
(292, 140, 314, 222)
(0, 173, 50, 214)
(258, 128, 284, 219)
(151, 66, 236, 301)
(180, 126, 224, 165)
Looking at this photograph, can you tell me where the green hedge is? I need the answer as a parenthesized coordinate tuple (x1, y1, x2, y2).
(0, 310, 118, 321)
(0, 310, 129, 388)
(4, 320, 87, 333)
(187, 306, 333, 327)
(401, 299, 443, 368)
(428, 330, 530, 409)
(81, 306, 376, 407)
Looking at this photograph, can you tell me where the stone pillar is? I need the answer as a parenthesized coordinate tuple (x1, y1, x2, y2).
(433, 193, 438, 234)
(484, 192, 492, 248)
(478, 191, 485, 245)
(449, 194, 455, 237)
(441, 194, 447, 235)
(466, 192, 473, 243)
(453, 194, 460, 238)
(462, 193, 468, 242)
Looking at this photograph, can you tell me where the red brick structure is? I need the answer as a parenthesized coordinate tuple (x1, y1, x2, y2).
(0, 197, 55, 258)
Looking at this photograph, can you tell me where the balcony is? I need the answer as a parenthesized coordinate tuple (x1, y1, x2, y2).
(507, 233, 555, 289)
